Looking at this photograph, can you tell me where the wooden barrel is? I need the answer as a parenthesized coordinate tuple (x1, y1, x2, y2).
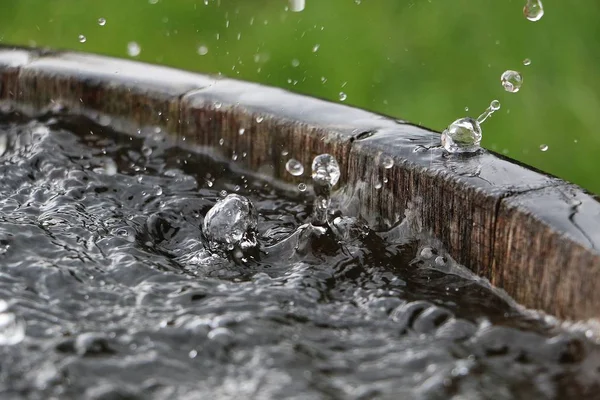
(0, 45, 598, 321)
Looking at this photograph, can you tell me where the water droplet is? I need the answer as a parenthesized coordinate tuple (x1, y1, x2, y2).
(540, 144, 548, 152)
(312, 44, 320, 53)
(197, 45, 208, 56)
(524, 0, 544, 21)
(255, 116, 264, 123)
(78, 34, 87, 43)
(523, 58, 532, 66)
(477, 100, 501, 124)
(214, 101, 222, 109)
(420, 247, 434, 259)
(0, 301, 25, 346)
(238, 128, 245, 136)
(339, 92, 347, 102)
(98, 18, 106, 26)
(374, 182, 382, 190)
(189, 349, 198, 358)
(219, 190, 227, 197)
(435, 256, 446, 266)
(465, 107, 469, 112)
(490, 100, 501, 111)
(127, 42, 141, 57)
(203, 194, 258, 252)
(381, 156, 394, 169)
(441, 118, 482, 153)
(142, 146, 153, 158)
(501, 70, 523, 93)
(289, 0, 305, 12)
(291, 59, 300, 67)
(298, 183, 307, 192)
(286, 159, 304, 176)
(312, 154, 340, 188)
(218, 138, 225, 146)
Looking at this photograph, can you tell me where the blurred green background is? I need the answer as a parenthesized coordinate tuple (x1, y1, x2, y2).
(0, 0, 598, 193)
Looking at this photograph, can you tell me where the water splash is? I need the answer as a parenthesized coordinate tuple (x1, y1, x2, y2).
(0, 301, 25, 346)
(202, 194, 258, 255)
(311, 154, 340, 224)
(441, 101, 500, 153)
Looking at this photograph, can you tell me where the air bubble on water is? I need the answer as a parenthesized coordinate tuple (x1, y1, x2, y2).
(523, 58, 532, 66)
(127, 42, 141, 57)
(501, 70, 523, 93)
(197, 45, 208, 56)
(238, 128, 245, 135)
(312, 154, 340, 188)
(78, 34, 87, 43)
(298, 183, 307, 192)
(339, 92, 347, 102)
(381, 156, 394, 169)
(98, 18, 106, 26)
(286, 159, 304, 176)
(524, 0, 544, 21)
(540, 144, 548, 151)
(289, 0, 305, 12)
(202, 194, 258, 252)
(0, 301, 25, 346)
(441, 118, 482, 154)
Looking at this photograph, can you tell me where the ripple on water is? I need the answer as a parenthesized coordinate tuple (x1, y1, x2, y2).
(0, 111, 597, 399)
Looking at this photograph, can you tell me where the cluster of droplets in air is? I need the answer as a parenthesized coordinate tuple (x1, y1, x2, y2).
(442, 0, 544, 154)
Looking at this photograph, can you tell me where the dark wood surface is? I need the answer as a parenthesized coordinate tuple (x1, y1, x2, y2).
(0, 45, 598, 320)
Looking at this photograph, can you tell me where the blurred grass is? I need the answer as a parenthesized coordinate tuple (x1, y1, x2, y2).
(0, 0, 598, 193)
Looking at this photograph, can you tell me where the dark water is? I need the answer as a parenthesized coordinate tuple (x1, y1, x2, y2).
(0, 111, 598, 400)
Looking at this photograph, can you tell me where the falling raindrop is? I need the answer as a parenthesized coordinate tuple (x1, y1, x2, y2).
(501, 70, 523, 93)
(298, 183, 307, 192)
(289, 0, 305, 12)
(98, 18, 106, 26)
(312, 44, 320, 53)
(78, 34, 87, 43)
(339, 92, 347, 102)
(238, 128, 245, 136)
(286, 159, 304, 176)
(197, 45, 208, 56)
(540, 144, 549, 152)
(477, 100, 501, 124)
(523, 58, 532, 66)
(524, 0, 544, 21)
(127, 42, 141, 57)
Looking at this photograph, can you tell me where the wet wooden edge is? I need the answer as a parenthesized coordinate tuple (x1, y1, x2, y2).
(0, 45, 598, 320)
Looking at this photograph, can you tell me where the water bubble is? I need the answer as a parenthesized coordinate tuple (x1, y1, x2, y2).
(441, 118, 482, 153)
(523, 58, 532, 66)
(540, 144, 549, 152)
(286, 159, 304, 176)
(203, 194, 258, 252)
(289, 0, 305, 12)
(78, 34, 87, 43)
(0, 301, 25, 346)
(524, 0, 544, 21)
(501, 70, 523, 93)
(127, 42, 141, 57)
(339, 92, 347, 102)
(381, 156, 394, 169)
(298, 183, 307, 192)
(197, 45, 208, 56)
(312, 154, 340, 188)
(98, 18, 106, 26)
